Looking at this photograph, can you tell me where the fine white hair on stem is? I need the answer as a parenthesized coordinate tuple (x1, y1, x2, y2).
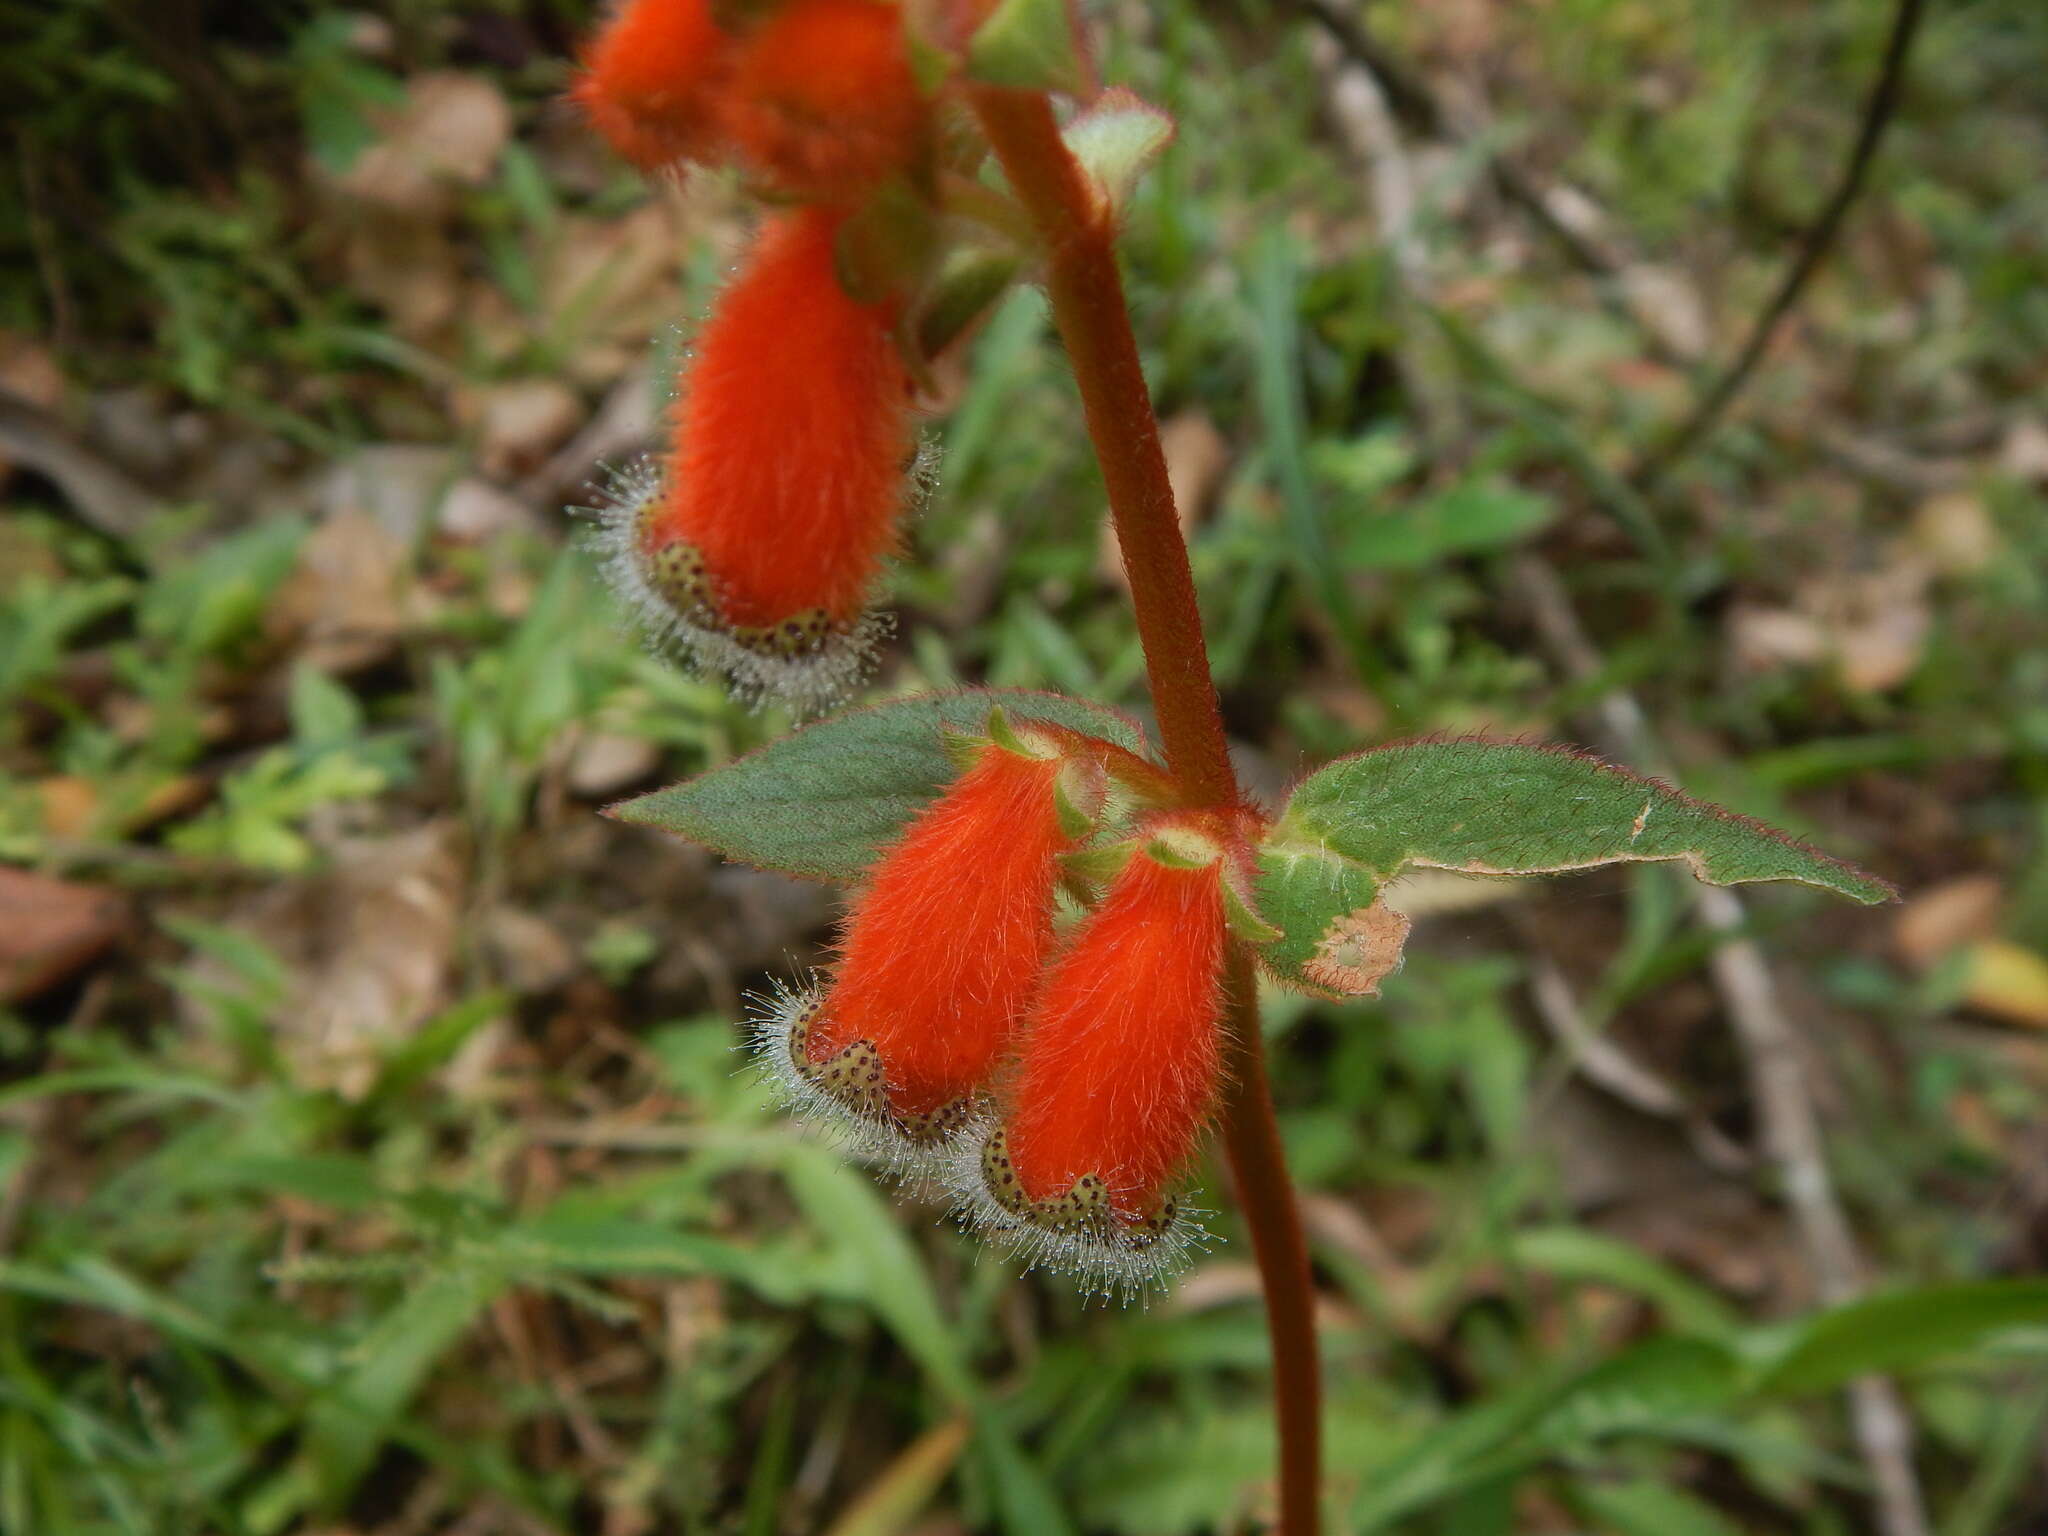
(938, 1113, 1214, 1305)
(739, 975, 977, 1188)
(570, 457, 893, 719)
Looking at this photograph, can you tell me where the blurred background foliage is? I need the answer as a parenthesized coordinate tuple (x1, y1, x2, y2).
(2, 0, 2047, 1531)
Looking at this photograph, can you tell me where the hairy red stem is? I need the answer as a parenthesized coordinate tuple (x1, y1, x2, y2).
(970, 84, 1322, 1535)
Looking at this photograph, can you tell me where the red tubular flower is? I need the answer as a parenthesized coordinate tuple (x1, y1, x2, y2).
(755, 729, 1101, 1163)
(594, 206, 919, 710)
(957, 822, 1230, 1287)
(572, 0, 734, 171)
(724, 0, 924, 196)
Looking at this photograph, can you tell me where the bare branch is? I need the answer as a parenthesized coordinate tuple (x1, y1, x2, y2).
(1514, 554, 1930, 1536)
(1631, 0, 1929, 488)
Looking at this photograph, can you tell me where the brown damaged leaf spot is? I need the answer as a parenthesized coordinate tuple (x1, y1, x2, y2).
(1301, 899, 1411, 998)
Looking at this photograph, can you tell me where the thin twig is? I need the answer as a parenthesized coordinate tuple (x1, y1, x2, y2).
(1513, 553, 1930, 1536)
(1306, 29, 1465, 449)
(1292, 0, 1703, 367)
(0, 387, 157, 543)
(1523, 950, 1751, 1176)
(1631, 0, 1928, 488)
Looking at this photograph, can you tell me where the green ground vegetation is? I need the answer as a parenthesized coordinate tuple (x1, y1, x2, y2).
(2, 0, 2046, 1530)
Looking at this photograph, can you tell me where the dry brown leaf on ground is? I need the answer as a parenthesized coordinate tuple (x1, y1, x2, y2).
(1616, 263, 1710, 362)
(542, 203, 692, 387)
(438, 477, 544, 541)
(1909, 489, 1999, 576)
(0, 332, 64, 410)
(519, 363, 661, 512)
(337, 73, 513, 216)
(0, 867, 127, 1004)
(34, 773, 207, 841)
(314, 444, 458, 539)
(1999, 417, 2048, 484)
(480, 906, 578, 996)
(337, 210, 467, 342)
(1893, 874, 2003, 970)
(458, 378, 585, 482)
(1728, 604, 1830, 673)
(567, 732, 662, 799)
(1728, 557, 1934, 694)
(178, 823, 465, 1098)
(1826, 565, 1935, 694)
(321, 73, 513, 343)
(268, 511, 408, 673)
(1961, 942, 2048, 1030)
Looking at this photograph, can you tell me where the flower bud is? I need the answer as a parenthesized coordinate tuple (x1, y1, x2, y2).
(725, 0, 924, 197)
(590, 207, 920, 711)
(752, 733, 1099, 1169)
(953, 826, 1229, 1292)
(572, 0, 734, 171)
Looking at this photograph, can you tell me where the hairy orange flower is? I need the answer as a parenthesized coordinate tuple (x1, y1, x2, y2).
(952, 823, 1230, 1289)
(593, 206, 919, 709)
(572, 0, 734, 170)
(725, 0, 924, 196)
(756, 732, 1099, 1164)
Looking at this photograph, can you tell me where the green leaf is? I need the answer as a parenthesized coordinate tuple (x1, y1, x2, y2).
(1250, 845, 1403, 997)
(610, 689, 1148, 882)
(966, 0, 1084, 92)
(1530, 1337, 1742, 1446)
(822, 1418, 972, 1536)
(1269, 740, 1894, 905)
(1506, 1226, 1743, 1339)
(511, 1214, 798, 1293)
(836, 179, 937, 308)
(916, 249, 1024, 362)
(195, 1154, 381, 1212)
(1342, 479, 1555, 571)
(291, 1268, 505, 1514)
(1746, 1280, 2048, 1395)
(777, 1144, 974, 1404)
(975, 1417, 1076, 1536)
(1574, 1478, 1745, 1536)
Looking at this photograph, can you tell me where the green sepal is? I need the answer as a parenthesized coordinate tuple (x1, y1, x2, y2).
(965, 0, 1084, 93)
(1060, 89, 1175, 218)
(1222, 878, 1284, 945)
(905, 26, 954, 95)
(1052, 758, 1105, 840)
(610, 690, 1149, 883)
(835, 180, 938, 307)
(1143, 824, 1222, 871)
(914, 247, 1022, 361)
(1059, 841, 1137, 887)
(984, 704, 1044, 759)
(940, 728, 990, 773)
